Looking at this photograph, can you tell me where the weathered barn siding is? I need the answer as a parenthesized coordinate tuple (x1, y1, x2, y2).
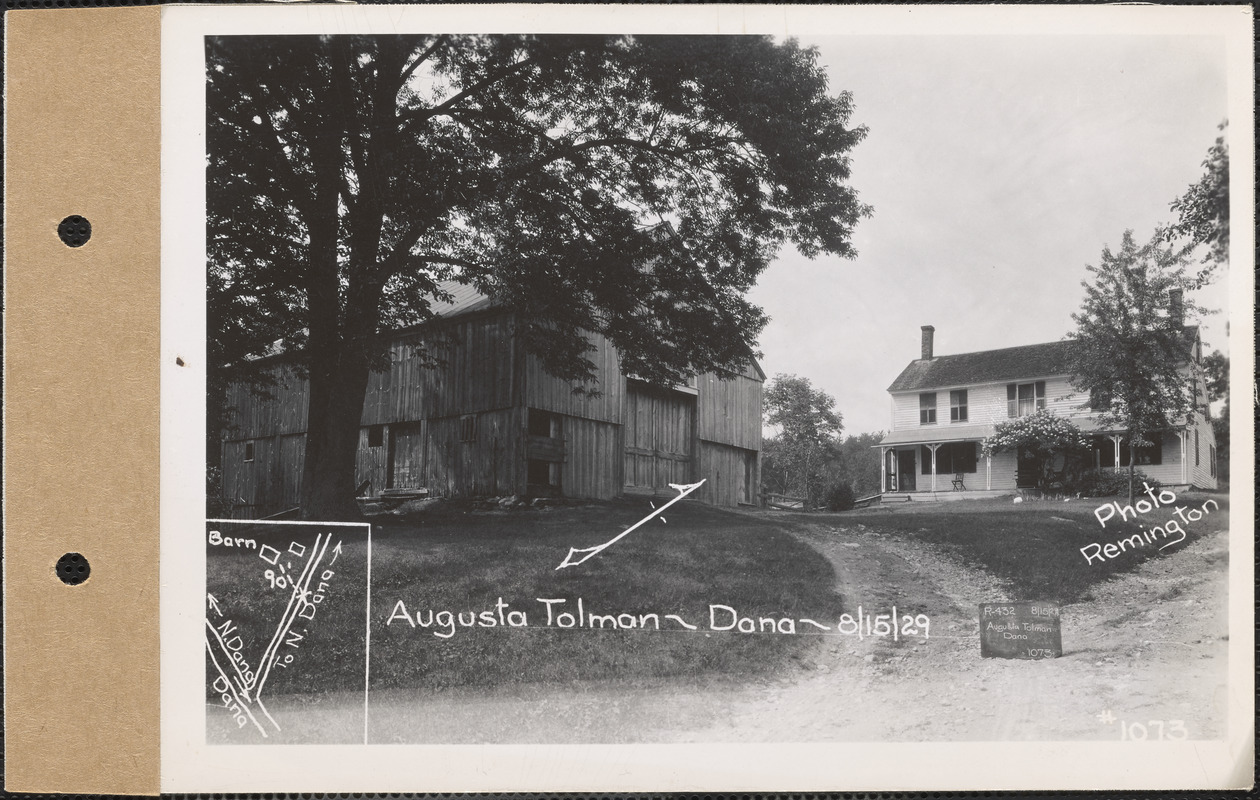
(524, 331, 623, 423)
(696, 441, 758, 506)
(696, 370, 762, 451)
(424, 409, 520, 497)
(623, 381, 696, 492)
(222, 365, 309, 440)
(388, 421, 427, 490)
(220, 309, 762, 508)
(368, 313, 517, 424)
(558, 415, 622, 500)
(354, 426, 389, 495)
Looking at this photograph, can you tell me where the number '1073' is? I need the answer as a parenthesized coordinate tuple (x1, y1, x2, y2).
(1119, 720, 1187, 740)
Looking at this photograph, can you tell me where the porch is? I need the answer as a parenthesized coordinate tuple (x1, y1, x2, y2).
(875, 424, 999, 496)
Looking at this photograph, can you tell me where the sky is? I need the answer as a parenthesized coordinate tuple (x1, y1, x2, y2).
(747, 35, 1231, 436)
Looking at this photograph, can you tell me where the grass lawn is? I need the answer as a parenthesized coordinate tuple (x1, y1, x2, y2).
(225, 498, 844, 696)
(841, 492, 1229, 604)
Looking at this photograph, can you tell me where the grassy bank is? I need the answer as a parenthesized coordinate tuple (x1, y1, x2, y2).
(844, 493, 1229, 603)
(208, 499, 845, 697)
(367, 498, 845, 691)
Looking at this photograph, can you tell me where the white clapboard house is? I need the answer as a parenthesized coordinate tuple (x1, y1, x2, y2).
(877, 291, 1219, 498)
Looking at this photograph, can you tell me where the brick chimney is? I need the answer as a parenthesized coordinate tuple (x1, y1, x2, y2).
(921, 325, 935, 360)
(1168, 289, 1184, 327)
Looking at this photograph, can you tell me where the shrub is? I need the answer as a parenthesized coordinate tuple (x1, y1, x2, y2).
(1066, 468, 1159, 498)
(823, 483, 856, 511)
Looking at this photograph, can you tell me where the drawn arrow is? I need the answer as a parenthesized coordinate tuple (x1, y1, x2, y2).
(556, 479, 705, 570)
(329, 539, 343, 565)
(207, 593, 223, 617)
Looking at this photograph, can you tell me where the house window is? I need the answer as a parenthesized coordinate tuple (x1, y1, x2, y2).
(950, 390, 968, 423)
(919, 393, 937, 424)
(1094, 437, 1163, 468)
(244, 441, 255, 462)
(1007, 381, 1046, 417)
(920, 442, 978, 475)
(459, 415, 477, 442)
(368, 424, 384, 448)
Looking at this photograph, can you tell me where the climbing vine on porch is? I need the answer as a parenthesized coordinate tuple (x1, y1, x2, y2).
(981, 410, 1092, 491)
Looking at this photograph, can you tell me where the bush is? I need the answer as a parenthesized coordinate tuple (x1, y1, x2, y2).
(1065, 468, 1158, 498)
(823, 483, 856, 511)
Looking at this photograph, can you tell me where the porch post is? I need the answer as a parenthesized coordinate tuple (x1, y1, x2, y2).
(1179, 430, 1188, 484)
(927, 443, 941, 491)
(1111, 434, 1123, 473)
(985, 452, 992, 490)
(880, 447, 889, 494)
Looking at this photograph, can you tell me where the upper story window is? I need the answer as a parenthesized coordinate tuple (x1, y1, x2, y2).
(950, 389, 968, 423)
(919, 392, 937, 425)
(1007, 381, 1045, 417)
(459, 414, 477, 442)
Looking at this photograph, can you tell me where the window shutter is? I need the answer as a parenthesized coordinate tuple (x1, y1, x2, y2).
(1035, 380, 1046, 410)
(1006, 384, 1017, 417)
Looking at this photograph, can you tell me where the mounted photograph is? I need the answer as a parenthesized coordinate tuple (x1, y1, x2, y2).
(161, 3, 1253, 792)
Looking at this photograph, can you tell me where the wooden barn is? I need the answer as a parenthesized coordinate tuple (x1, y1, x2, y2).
(218, 282, 764, 517)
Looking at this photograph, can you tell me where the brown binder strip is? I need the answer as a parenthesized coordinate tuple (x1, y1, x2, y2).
(4, 7, 162, 795)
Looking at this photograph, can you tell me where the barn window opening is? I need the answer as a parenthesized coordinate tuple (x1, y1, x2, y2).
(459, 415, 477, 442)
(528, 408, 558, 438)
(527, 459, 556, 487)
(919, 392, 937, 425)
(244, 441, 255, 462)
(368, 425, 384, 448)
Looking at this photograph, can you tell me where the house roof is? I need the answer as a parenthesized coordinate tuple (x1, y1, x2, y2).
(887, 327, 1200, 393)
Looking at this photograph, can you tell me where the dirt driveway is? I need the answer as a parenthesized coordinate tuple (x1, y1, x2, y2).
(693, 514, 1230, 742)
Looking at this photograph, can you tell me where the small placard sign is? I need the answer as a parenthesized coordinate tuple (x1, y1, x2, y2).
(979, 602, 1062, 659)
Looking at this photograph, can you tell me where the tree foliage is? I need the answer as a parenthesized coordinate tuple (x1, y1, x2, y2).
(981, 410, 1091, 491)
(762, 374, 843, 508)
(1203, 349, 1229, 484)
(1166, 121, 1228, 287)
(207, 34, 872, 518)
(1068, 229, 1203, 502)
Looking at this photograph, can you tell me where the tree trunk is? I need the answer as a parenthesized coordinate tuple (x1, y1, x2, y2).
(1134, 440, 1144, 503)
(300, 342, 373, 520)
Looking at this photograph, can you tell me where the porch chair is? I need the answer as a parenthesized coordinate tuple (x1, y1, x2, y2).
(951, 472, 967, 491)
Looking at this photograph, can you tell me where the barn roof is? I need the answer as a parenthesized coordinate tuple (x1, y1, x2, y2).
(886, 326, 1200, 393)
(425, 280, 497, 319)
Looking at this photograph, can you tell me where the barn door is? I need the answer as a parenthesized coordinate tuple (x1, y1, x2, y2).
(623, 382, 695, 493)
(388, 421, 427, 490)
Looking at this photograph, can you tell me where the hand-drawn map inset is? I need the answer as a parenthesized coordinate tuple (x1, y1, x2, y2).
(206, 520, 371, 744)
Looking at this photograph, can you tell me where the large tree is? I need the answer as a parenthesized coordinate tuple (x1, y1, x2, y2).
(207, 35, 871, 519)
(1069, 229, 1203, 503)
(1166, 121, 1228, 287)
(761, 374, 843, 509)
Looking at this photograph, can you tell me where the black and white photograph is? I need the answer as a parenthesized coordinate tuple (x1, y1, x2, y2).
(163, 3, 1252, 792)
